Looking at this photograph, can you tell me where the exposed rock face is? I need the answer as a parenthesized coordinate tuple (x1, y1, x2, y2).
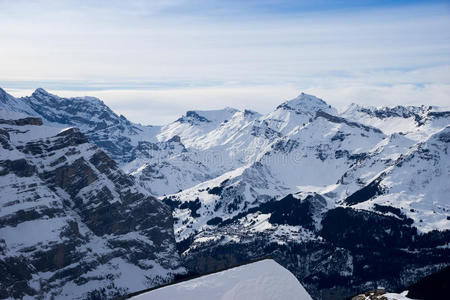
(316, 110, 383, 134)
(177, 111, 212, 124)
(0, 117, 43, 126)
(0, 120, 184, 299)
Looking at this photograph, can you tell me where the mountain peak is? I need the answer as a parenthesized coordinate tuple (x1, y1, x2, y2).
(0, 87, 17, 103)
(32, 87, 52, 97)
(0, 87, 12, 103)
(277, 93, 335, 115)
(288, 92, 327, 107)
(176, 107, 239, 125)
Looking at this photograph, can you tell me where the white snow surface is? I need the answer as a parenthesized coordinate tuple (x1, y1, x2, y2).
(131, 259, 313, 300)
(383, 292, 414, 300)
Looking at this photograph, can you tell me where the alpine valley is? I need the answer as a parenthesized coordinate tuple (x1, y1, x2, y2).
(0, 87, 449, 299)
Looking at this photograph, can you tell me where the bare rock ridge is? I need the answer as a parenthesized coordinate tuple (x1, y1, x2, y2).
(0, 117, 43, 126)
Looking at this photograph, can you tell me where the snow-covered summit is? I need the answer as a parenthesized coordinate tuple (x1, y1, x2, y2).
(0, 87, 11, 103)
(26, 88, 115, 125)
(0, 88, 36, 118)
(31, 87, 52, 97)
(158, 107, 239, 144)
(175, 107, 239, 125)
(277, 92, 336, 115)
(259, 93, 337, 136)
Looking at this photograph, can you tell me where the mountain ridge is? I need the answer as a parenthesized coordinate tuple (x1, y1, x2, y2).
(0, 86, 449, 300)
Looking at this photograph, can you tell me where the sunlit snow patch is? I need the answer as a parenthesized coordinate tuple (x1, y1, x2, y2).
(130, 259, 312, 300)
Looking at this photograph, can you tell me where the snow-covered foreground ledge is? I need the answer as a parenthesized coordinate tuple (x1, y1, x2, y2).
(130, 259, 313, 300)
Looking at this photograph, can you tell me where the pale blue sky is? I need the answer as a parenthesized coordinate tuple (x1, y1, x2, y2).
(0, 0, 449, 124)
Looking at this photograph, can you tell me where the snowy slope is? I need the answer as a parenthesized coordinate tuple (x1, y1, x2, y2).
(131, 259, 313, 300)
(122, 138, 214, 196)
(261, 93, 337, 135)
(349, 126, 450, 232)
(0, 88, 37, 119)
(342, 103, 450, 141)
(157, 107, 240, 147)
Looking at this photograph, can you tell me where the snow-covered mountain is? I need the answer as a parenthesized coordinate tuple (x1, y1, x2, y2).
(1, 89, 271, 196)
(156, 93, 449, 299)
(1, 86, 449, 299)
(1, 88, 154, 163)
(0, 116, 184, 298)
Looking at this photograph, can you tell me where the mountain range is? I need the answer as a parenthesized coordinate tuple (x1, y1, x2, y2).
(0, 87, 449, 299)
